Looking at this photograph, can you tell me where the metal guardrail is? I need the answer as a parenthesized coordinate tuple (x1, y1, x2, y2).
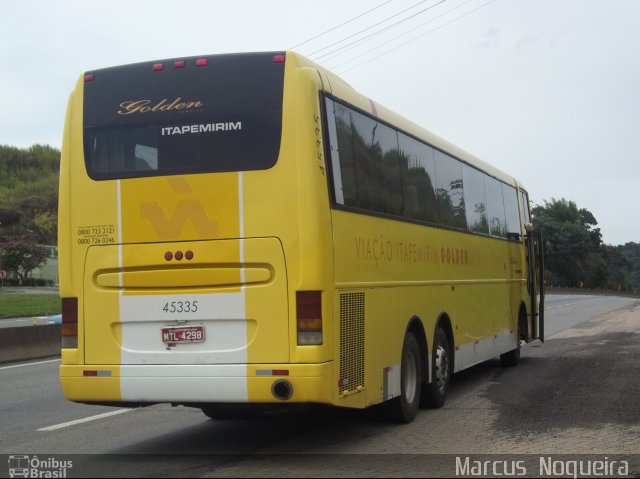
(546, 287, 640, 299)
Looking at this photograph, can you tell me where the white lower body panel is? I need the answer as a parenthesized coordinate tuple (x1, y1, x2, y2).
(119, 364, 248, 402)
(454, 330, 517, 372)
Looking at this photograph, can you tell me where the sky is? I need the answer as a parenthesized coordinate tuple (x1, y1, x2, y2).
(2, 0, 639, 245)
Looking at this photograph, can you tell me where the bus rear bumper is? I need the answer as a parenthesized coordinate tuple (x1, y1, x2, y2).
(60, 362, 334, 405)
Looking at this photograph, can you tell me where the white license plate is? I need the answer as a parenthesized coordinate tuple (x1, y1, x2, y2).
(161, 325, 205, 344)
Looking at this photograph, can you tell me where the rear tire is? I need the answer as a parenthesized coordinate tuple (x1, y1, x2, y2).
(500, 347, 520, 367)
(388, 332, 422, 423)
(501, 312, 523, 367)
(422, 327, 451, 408)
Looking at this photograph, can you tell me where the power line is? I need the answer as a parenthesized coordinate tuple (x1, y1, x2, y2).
(305, 0, 434, 58)
(337, 0, 495, 74)
(288, 0, 394, 50)
(312, 0, 449, 62)
(325, 0, 476, 70)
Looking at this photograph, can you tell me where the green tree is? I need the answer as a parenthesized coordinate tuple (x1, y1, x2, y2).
(532, 198, 627, 289)
(0, 235, 49, 284)
(617, 242, 640, 291)
(0, 144, 60, 245)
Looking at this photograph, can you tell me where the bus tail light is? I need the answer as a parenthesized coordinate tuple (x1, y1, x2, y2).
(296, 291, 322, 345)
(61, 297, 78, 348)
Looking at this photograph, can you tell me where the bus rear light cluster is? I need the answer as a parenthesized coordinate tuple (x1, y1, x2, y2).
(151, 59, 208, 71)
(296, 291, 323, 345)
(88, 54, 282, 81)
(61, 297, 78, 348)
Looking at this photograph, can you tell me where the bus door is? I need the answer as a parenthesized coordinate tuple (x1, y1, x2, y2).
(525, 228, 545, 342)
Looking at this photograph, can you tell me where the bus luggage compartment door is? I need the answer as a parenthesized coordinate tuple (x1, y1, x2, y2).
(83, 237, 289, 365)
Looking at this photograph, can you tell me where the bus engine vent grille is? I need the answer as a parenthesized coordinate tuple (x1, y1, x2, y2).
(339, 292, 365, 395)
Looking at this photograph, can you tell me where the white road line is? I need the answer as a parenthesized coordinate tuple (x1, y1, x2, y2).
(0, 359, 61, 370)
(546, 301, 586, 310)
(37, 409, 133, 432)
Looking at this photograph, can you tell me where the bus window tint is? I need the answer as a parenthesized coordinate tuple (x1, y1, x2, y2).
(485, 176, 507, 237)
(349, 110, 402, 215)
(332, 101, 357, 206)
(83, 52, 285, 180)
(399, 133, 438, 223)
(503, 184, 521, 240)
(462, 164, 489, 234)
(521, 191, 531, 225)
(434, 151, 466, 230)
(324, 97, 523, 242)
(90, 126, 160, 174)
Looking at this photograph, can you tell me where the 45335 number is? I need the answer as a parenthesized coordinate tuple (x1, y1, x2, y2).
(162, 300, 198, 314)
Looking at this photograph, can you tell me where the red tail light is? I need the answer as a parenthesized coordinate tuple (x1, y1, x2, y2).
(61, 297, 78, 340)
(296, 291, 322, 345)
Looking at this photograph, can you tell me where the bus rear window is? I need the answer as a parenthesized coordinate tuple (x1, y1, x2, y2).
(83, 52, 285, 180)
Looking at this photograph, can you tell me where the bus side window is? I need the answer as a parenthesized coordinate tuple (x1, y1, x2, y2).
(503, 184, 521, 241)
(485, 176, 507, 238)
(434, 151, 466, 230)
(398, 133, 438, 224)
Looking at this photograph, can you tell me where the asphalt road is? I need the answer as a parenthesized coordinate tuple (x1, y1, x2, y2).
(1, 294, 639, 477)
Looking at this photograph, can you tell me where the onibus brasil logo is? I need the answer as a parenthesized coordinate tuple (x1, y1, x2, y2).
(8, 455, 73, 478)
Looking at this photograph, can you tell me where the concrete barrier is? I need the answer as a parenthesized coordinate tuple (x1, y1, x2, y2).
(0, 324, 61, 364)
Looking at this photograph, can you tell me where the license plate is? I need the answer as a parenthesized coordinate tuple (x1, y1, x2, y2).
(162, 325, 205, 344)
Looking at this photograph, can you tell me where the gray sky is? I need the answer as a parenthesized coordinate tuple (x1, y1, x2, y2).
(2, 0, 639, 245)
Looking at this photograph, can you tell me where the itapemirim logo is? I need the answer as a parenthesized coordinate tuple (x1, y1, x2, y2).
(8, 455, 73, 478)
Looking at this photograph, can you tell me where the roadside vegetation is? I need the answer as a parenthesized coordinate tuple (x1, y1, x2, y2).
(533, 198, 638, 291)
(0, 290, 61, 318)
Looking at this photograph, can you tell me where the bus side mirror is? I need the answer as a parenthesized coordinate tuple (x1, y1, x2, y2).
(524, 223, 534, 232)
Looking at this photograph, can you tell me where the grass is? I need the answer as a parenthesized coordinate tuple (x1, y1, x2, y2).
(0, 292, 61, 318)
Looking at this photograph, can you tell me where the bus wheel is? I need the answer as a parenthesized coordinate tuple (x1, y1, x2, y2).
(389, 332, 422, 423)
(500, 347, 520, 367)
(501, 311, 523, 367)
(422, 328, 451, 408)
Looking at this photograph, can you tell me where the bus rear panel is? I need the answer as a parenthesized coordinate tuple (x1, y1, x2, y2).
(59, 52, 335, 407)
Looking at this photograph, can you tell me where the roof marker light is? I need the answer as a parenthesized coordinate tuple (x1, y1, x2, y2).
(174, 60, 186, 69)
(152, 63, 164, 71)
(273, 54, 286, 63)
(195, 58, 207, 67)
(84, 73, 95, 82)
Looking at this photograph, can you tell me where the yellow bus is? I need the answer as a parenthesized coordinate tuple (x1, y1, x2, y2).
(58, 51, 544, 423)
